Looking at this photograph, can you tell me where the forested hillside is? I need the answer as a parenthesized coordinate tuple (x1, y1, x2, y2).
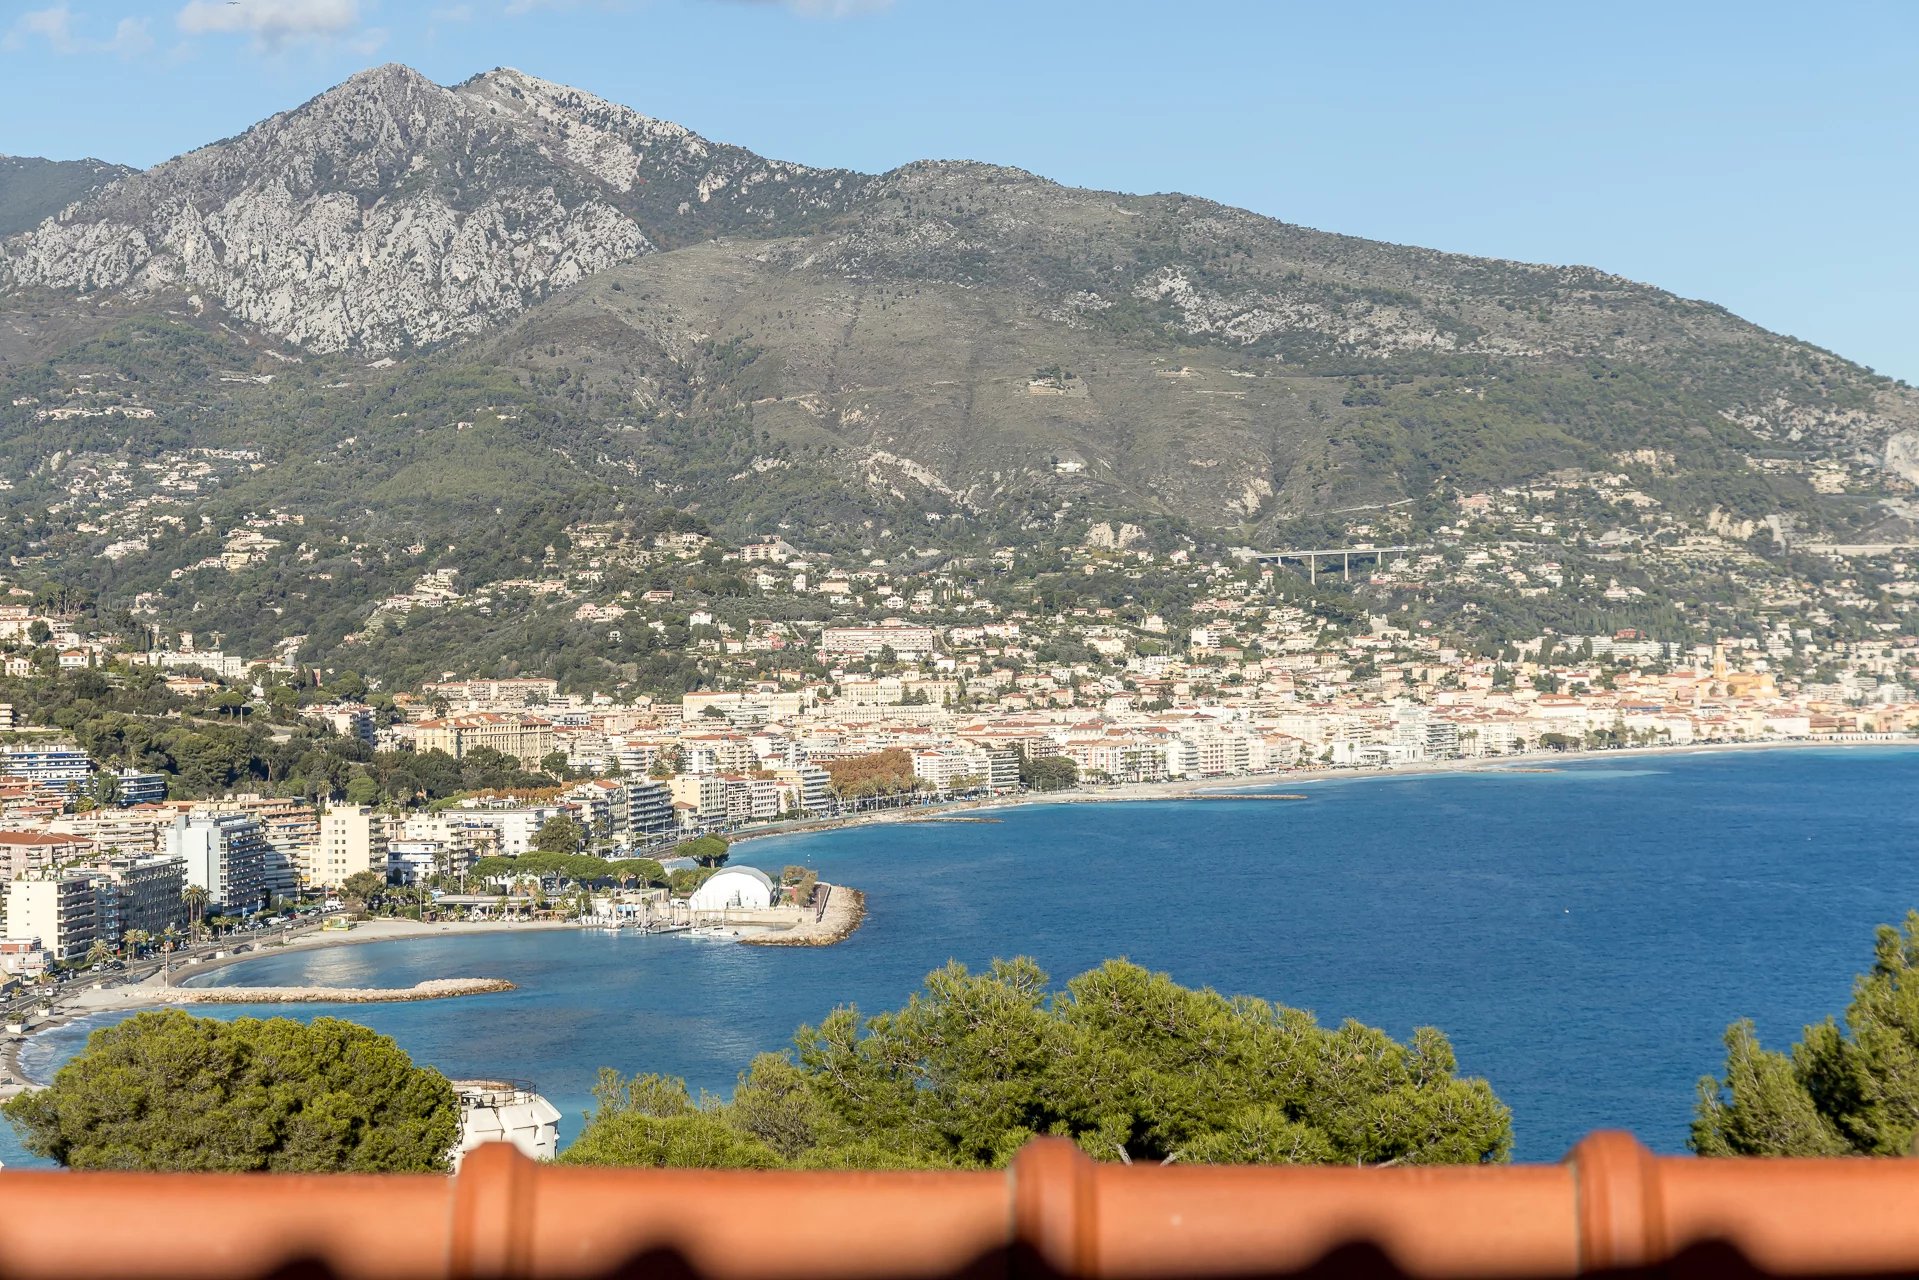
(2, 65, 1915, 675)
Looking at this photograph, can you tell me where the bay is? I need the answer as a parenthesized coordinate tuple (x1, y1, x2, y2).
(10, 746, 1919, 1167)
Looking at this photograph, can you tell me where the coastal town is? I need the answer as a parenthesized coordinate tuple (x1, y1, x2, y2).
(0, 499, 1914, 980)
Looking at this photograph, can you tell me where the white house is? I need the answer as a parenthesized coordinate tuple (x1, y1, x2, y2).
(687, 866, 775, 913)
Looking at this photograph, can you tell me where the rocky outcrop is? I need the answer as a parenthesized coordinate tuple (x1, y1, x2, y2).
(742, 885, 865, 947)
(0, 65, 862, 353)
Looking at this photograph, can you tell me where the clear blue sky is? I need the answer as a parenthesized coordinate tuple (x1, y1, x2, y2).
(3, 0, 1914, 381)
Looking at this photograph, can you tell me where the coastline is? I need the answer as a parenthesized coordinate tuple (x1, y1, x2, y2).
(9, 737, 1910, 1090)
(171, 917, 576, 984)
(741, 886, 866, 947)
(731, 736, 1919, 848)
(0, 918, 572, 1093)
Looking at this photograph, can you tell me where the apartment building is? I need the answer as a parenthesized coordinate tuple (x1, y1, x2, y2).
(112, 769, 168, 805)
(818, 625, 939, 659)
(443, 803, 560, 857)
(103, 855, 188, 937)
(48, 805, 174, 857)
(0, 745, 92, 794)
(624, 779, 675, 843)
(421, 679, 560, 711)
(196, 796, 315, 901)
(397, 813, 502, 869)
(415, 712, 556, 767)
(720, 776, 782, 824)
(164, 812, 269, 913)
(4, 875, 100, 962)
(0, 830, 93, 879)
(911, 749, 992, 793)
(317, 703, 376, 745)
(771, 766, 833, 815)
(667, 774, 726, 823)
(313, 806, 389, 889)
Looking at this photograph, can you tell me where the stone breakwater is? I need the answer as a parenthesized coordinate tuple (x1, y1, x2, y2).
(160, 978, 515, 1005)
(744, 886, 866, 948)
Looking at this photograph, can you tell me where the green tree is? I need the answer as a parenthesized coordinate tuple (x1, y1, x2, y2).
(1694, 911, 1919, 1156)
(676, 834, 730, 868)
(667, 867, 716, 897)
(86, 770, 121, 809)
(343, 773, 380, 806)
(565, 958, 1510, 1169)
(561, 1110, 781, 1170)
(180, 884, 210, 937)
(1018, 754, 1079, 792)
(3, 1011, 458, 1171)
(608, 858, 667, 888)
(341, 869, 388, 907)
(533, 814, 586, 854)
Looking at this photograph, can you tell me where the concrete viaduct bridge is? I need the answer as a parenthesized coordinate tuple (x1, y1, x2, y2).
(1246, 545, 1423, 584)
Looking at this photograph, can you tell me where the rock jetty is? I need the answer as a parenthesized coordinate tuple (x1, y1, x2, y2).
(744, 886, 865, 947)
(158, 978, 514, 1005)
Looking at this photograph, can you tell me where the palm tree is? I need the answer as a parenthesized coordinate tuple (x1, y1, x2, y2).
(122, 928, 150, 958)
(181, 884, 210, 940)
(84, 938, 115, 969)
(157, 923, 181, 987)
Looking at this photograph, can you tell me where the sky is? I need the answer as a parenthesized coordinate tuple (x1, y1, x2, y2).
(1, 0, 1914, 382)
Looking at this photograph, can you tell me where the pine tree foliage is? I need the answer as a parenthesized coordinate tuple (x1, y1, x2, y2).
(563, 958, 1511, 1169)
(1694, 911, 1919, 1156)
(3, 1011, 459, 1171)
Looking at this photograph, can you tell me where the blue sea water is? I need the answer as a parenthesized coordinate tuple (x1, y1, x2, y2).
(9, 746, 1919, 1168)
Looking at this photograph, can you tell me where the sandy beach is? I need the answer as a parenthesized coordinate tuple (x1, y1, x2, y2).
(731, 736, 1919, 847)
(0, 918, 572, 1095)
(6, 737, 1907, 1094)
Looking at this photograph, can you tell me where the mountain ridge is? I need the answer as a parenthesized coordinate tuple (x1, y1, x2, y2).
(1, 63, 1915, 635)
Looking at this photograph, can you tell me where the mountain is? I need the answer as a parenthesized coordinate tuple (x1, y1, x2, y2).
(0, 156, 134, 238)
(0, 66, 864, 352)
(1, 65, 1916, 667)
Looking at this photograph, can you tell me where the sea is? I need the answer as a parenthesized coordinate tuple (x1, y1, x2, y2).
(7, 746, 1918, 1168)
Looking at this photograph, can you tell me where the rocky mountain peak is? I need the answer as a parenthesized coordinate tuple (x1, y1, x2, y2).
(0, 64, 878, 351)
(0, 65, 657, 351)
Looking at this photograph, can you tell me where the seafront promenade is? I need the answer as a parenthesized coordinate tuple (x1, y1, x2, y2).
(730, 735, 1919, 849)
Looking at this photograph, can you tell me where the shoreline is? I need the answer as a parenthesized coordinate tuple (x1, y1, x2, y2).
(741, 886, 866, 947)
(731, 736, 1919, 848)
(171, 917, 577, 985)
(8, 737, 1910, 1089)
(0, 918, 574, 1092)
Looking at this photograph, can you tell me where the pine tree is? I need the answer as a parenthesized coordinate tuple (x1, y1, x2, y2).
(1695, 912, 1919, 1156)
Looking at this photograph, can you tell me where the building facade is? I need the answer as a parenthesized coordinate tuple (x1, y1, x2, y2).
(164, 813, 269, 913)
(0, 745, 92, 795)
(314, 805, 389, 889)
(415, 713, 556, 767)
(4, 875, 101, 962)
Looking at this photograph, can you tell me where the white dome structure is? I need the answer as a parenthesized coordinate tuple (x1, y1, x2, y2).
(687, 865, 775, 912)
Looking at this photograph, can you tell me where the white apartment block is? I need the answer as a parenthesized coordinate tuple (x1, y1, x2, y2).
(313, 806, 390, 889)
